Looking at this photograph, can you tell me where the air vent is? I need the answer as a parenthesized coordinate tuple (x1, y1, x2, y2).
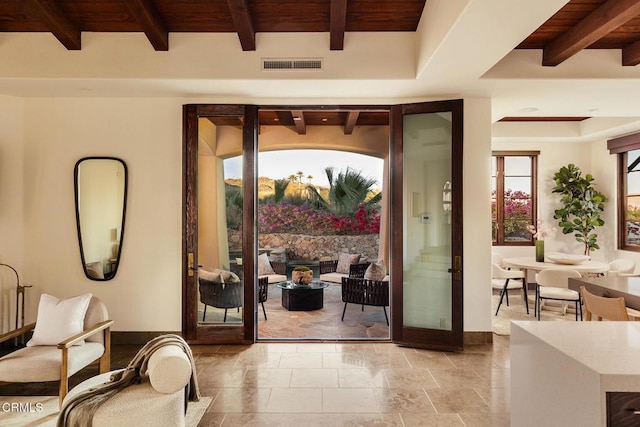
(262, 58, 323, 71)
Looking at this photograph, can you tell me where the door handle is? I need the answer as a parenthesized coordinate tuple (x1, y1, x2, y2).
(448, 256, 462, 280)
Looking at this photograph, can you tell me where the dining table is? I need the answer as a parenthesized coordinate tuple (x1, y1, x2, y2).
(568, 275, 640, 311)
(503, 257, 610, 280)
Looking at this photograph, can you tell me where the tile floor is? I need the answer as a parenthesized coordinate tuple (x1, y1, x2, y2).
(193, 336, 510, 426)
(0, 336, 511, 426)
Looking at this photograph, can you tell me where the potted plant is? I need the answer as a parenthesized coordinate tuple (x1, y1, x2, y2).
(552, 164, 607, 256)
(292, 265, 313, 285)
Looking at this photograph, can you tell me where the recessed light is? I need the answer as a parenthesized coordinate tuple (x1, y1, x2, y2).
(321, 118, 328, 122)
(519, 107, 538, 113)
(293, 117, 301, 121)
(273, 118, 279, 121)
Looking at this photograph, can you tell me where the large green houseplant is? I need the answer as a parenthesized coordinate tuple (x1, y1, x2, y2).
(552, 164, 607, 256)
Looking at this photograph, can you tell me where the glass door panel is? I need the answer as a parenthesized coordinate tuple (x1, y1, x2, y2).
(402, 112, 452, 330)
(391, 100, 463, 351)
(198, 119, 244, 325)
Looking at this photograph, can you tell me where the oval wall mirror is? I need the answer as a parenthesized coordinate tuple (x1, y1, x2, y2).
(74, 157, 127, 281)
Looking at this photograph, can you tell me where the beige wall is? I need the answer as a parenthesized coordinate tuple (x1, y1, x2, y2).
(2, 95, 494, 335)
(0, 94, 25, 333)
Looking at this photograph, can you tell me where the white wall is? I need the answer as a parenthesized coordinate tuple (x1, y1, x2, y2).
(22, 98, 183, 331)
(464, 98, 493, 333)
(2, 96, 494, 335)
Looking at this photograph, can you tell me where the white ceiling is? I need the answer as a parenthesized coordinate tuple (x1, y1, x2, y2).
(2, 0, 640, 142)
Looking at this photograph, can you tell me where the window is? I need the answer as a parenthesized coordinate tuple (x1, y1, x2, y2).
(491, 151, 538, 246)
(609, 133, 640, 251)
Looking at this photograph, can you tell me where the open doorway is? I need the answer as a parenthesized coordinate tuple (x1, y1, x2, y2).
(255, 108, 391, 340)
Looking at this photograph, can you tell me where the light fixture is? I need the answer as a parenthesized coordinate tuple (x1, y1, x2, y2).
(519, 107, 538, 113)
(293, 116, 301, 121)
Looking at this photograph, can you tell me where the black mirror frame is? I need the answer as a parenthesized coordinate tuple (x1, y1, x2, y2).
(74, 156, 128, 281)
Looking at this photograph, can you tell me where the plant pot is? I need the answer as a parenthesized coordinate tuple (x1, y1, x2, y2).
(535, 240, 545, 262)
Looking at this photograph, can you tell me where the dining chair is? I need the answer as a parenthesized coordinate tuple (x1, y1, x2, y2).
(535, 269, 582, 321)
(607, 259, 636, 277)
(491, 252, 528, 315)
(579, 286, 630, 321)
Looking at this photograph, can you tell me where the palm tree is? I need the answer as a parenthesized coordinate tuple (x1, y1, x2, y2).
(307, 167, 381, 216)
(296, 171, 304, 196)
(272, 178, 290, 204)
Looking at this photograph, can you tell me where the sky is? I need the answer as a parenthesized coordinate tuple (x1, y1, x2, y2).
(224, 149, 384, 189)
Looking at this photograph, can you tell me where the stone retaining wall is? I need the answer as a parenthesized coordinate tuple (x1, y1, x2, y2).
(229, 231, 379, 260)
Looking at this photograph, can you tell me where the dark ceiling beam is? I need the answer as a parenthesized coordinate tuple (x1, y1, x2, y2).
(123, 0, 169, 51)
(344, 111, 359, 134)
(330, 0, 347, 50)
(27, 0, 81, 50)
(227, 0, 256, 51)
(543, 0, 640, 66)
(623, 39, 640, 66)
(291, 110, 306, 135)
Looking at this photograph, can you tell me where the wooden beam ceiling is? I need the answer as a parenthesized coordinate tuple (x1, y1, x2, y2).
(542, 0, 640, 66)
(227, 0, 256, 51)
(123, 0, 169, 51)
(27, 0, 81, 50)
(291, 110, 306, 135)
(622, 38, 640, 66)
(344, 111, 359, 134)
(330, 0, 347, 50)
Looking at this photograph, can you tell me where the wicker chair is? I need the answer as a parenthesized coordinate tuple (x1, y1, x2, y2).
(319, 260, 370, 279)
(341, 277, 389, 325)
(199, 278, 243, 322)
(258, 276, 268, 320)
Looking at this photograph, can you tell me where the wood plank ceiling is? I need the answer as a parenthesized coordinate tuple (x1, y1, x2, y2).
(517, 0, 640, 67)
(0, 0, 426, 51)
(4, 1, 640, 125)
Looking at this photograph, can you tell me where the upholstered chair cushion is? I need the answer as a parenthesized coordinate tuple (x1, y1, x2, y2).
(0, 343, 104, 382)
(336, 253, 361, 274)
(257, 253, 275, 275)
(86, 262, 104, 279)
(198, 268, 239, 283)
(364, 260, 386, 281)
(147, 345, 192, 394)
(27, 293, 92, 347)
(84, 297, 109, 344)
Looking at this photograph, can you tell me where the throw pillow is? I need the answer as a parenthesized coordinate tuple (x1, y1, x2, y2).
(27, 293, 93, 347)
(336, 253, 361, 274)
(199, 268, 240, 283)
(258, 253, 275, 275)
(364, 259, 387, 281)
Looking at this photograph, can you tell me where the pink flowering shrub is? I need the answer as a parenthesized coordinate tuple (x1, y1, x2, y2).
(258, 203, 380, 235)
(491, 189, 532, 241)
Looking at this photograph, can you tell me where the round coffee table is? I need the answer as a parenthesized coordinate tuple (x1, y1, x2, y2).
(277, 280, 329, 311)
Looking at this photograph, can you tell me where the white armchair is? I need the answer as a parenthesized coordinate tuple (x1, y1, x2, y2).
(0, 295, 113, 407)
(608, 259, 636, 276)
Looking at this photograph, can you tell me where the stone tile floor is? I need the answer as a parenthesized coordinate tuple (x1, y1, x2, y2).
(1, 337, 511, 426)
(193, 338, 510, 426)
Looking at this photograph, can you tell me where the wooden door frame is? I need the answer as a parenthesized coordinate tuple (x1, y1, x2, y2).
(182, 104, 257, 344)
(390, 99, 464, 351)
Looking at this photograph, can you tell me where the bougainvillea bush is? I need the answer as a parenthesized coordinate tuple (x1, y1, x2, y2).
(491, 189, 532, 241)
(258, 203, 380, 236)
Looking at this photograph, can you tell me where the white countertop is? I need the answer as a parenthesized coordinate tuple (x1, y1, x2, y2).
(512, 321, 640, 377)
